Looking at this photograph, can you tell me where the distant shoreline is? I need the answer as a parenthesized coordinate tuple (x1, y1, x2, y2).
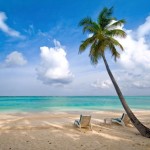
(0, 109, 150, 116)
(0, 95, 150, 97)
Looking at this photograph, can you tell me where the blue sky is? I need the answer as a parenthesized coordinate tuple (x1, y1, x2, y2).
(0, 0, 150, 96)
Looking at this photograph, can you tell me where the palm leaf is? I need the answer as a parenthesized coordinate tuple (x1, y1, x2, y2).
(107, 37, 124, 51)
(89, 43, 99, 65)
(79, 7, 126, 63)
(107, 19, 126, 29)
(89, 41, 106, 64)
(79, 17, 93, 27)
(79, 36, 96, 53)
(82, 22, 99, 34)
(108, 43, 120, 61)
(98, 7, 115, 29)
(106, 29, 127, 38)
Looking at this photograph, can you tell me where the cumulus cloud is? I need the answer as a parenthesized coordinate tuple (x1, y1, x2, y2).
(37, 39, 74, 85)
(91, 79, 112, 89)
(0, 12, 23, 38)
(109, 16, 150, 90)
(116, 70, 150, 89)
(117, 31, 150, 70)
(132, 81, 150, 89)
(115, 16, 150, 70)
(4, 51, 27, 67)
(137, 16, 150, 38)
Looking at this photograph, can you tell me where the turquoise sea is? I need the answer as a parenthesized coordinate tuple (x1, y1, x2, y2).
(0, 96, 150, 113)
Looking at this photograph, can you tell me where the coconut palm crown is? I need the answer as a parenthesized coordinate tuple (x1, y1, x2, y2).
(79, 7, 150, 138)
(79, 7, 126, 63)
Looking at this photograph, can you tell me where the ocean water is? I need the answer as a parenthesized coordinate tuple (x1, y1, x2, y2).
(0, 96, 150, 113)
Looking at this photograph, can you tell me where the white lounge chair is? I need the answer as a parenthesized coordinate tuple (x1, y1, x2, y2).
(74, 115, 92, 130)
(112, 113, 130, 126)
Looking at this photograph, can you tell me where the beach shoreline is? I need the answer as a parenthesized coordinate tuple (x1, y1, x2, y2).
(0, 110, 150, 150)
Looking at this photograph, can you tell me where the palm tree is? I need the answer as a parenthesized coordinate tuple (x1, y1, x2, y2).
(79, 7, 150, 138)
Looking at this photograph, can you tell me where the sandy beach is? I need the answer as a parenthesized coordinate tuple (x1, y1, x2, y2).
(0, 110, 149, 150)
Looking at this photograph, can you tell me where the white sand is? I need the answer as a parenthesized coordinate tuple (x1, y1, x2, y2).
(0, 110, 150, 150)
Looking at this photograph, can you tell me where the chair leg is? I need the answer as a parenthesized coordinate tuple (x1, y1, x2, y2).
(74, 120, 77, 126)
(121, 121, 125, 127)
(74, 120, 81, 128)
(89, 124, 92, 131)
(74, 120, 78, 127)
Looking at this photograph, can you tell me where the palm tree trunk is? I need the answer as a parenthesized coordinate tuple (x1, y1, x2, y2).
(102, 54, 150, 138)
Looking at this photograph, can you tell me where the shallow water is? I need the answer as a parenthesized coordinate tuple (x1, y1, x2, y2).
(0, 96, 150, 113)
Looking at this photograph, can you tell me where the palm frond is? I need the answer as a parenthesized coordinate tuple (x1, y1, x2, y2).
(89, 41, 106, 64)
(89, 43, 99, 65)
(89, 48, 99, 65)
(98, 7, 115, 29)
(108, 43, 120, 61)
(98, 7, 113, 21)
(82, 22, 99, 34)
(107, 19, 126, 29)
(79, 36, 96, 53)
(79, 7, 126, 63)
(106, 29, 127, 38)
(107, 37, 124, 51)
(79, 17, 93, 27)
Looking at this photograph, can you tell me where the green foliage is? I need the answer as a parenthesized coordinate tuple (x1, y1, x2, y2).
(79, 7, 126, 64)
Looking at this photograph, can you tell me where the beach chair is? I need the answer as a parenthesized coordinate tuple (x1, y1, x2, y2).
(112, 113, 130, 126)
(74, 115, 92, 130)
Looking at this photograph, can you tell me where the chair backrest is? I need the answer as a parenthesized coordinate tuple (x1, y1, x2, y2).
(121, 113, 130, 125)
(80, 115, 91, 127)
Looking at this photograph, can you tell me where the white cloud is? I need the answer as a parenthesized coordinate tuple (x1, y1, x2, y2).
(118, 31, 150, 70)
(37, 39, 74, 85)
(132, 81, 150, 89)
(91, 79, 112, 89)
(137, 16, 150, 38)
(87, 33, 93, 38)
(114, 16, 150, 70)
(4, 51, 27, 67)
(0, 12, 23, 38)
(119, 70, 150, 89)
